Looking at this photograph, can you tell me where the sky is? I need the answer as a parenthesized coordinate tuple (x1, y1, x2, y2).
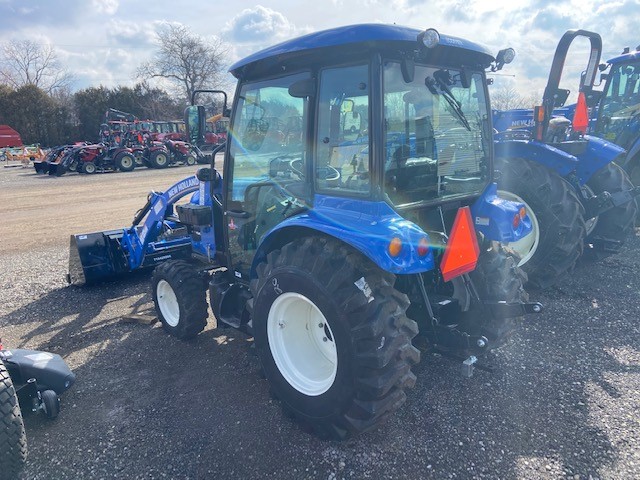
(1, 0, 639, 102)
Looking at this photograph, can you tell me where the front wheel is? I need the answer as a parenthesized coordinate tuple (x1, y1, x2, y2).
(0, 360, 27, 478)
(81, 161, 97, 174)
(584, 162, 637, 255)
(149, 150, 169, 169)
(496, 157, 586, 289)
(115, 152, 136, 172)
(464, 244, 529, 345)
(152, 260, 208, 339)
(250, 237, 419, 440)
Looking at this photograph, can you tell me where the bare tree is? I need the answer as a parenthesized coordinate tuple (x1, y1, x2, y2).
(137, 24, 228, 103)
(0, 40, 73, 94)
(491, 84, 526, 111)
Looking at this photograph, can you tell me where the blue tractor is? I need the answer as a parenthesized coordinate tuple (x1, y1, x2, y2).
(590, 46, 640, 188)
(69, 25, 542, 439)
(492, 29, 638, 289)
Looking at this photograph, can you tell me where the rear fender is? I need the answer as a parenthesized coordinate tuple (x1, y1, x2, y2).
(252, 195, 435, 277)
(494, 139, 579, 176)
(574, 135, 626, 184)
(470, 183, 532, 243)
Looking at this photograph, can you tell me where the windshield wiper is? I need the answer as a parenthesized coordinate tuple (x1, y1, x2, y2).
(426, 74, 471, 131)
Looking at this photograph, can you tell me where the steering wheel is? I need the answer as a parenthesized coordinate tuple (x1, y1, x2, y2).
(291, 158, 341, 186)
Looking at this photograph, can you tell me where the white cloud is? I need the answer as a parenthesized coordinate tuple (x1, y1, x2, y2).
(91, 0, 119, 15)
(224, 5, 297, 44)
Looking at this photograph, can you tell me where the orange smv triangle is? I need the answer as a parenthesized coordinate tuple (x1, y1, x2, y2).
(572, 91, 589, 134)
(440, 206, 480, 282)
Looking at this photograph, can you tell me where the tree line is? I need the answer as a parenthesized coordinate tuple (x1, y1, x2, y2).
(0, 83, 185, 146)
(0, 24, 228, 147)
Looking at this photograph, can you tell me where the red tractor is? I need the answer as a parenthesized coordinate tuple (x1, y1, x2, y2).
(52, 143, 137, 175)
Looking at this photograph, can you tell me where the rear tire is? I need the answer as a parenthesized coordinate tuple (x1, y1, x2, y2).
(152, 260, 208, 339)
(0, 360, 27, 479)
(250, 237, 420, 440)
(584, 162, 637, 255)
(496, 157, 586, 289)
(115, 152, 136, 172)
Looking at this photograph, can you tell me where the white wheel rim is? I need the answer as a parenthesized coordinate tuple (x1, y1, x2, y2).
(157, 279, 180, 327)
(84, 163, 95, 173)
(157, 154, 167, 165)
(498, 190, 540, 266)
(121, 155, 133, 168)
(267, 292, 337, 396)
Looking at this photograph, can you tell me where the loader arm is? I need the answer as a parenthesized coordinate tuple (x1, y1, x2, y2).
(121, 175, 201, 270)
(68, 175, 203, 285)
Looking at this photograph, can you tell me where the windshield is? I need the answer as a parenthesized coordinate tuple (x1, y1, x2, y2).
(596, 60, 640, 149)
(383, 62, 491, 206)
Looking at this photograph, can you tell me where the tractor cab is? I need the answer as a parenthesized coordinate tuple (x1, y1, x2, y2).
(593, 49, 640, 183)
(186, 25, 527, 282)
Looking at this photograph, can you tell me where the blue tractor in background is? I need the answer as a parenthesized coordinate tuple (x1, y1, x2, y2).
(590, 46, 640, 188)
(492, 29, 638, 289)
(69, 24, 543, 439)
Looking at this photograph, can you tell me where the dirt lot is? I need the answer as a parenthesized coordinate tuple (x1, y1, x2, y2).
(1, 163, 639, 479)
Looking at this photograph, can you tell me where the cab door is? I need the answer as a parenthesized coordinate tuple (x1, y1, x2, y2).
(224, 72, 311, 281)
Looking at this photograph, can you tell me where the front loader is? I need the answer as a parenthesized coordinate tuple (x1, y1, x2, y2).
(70, 24, 543, 439)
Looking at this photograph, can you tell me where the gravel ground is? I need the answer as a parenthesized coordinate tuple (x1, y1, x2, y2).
(1, 164, 639, 479)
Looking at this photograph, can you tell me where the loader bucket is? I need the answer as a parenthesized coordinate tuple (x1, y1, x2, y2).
(67, 231, 130, 286)
(48, 162, 64, 176)
(33, 161, 49, 174)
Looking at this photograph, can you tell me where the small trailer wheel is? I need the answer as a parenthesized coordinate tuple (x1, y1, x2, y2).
(40, 390, 60, 420)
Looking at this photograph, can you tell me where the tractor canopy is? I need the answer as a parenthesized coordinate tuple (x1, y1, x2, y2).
(229, 24, 497, 80)
(594, 50, 640, 152)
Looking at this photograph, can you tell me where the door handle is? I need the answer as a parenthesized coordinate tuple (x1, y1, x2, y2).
(226, 210, 251, 219)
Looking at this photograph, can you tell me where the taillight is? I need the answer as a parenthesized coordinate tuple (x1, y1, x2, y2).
(388, 237, 403, 257)
(417, 237, 430, 257)
(512, 213, 521, 229)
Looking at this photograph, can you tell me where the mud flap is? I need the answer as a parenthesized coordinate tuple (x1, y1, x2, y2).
(67, 231, 129, 286)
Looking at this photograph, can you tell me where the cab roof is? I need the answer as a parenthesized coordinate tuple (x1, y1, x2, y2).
(607, 49, 640, 65)
(229, 23, 496, 78)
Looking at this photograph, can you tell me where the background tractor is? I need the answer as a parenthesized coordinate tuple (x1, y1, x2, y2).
(492, 30, 639, 288)
(69, 24, 542, 439)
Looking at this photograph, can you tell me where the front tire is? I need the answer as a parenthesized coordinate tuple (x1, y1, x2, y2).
(250, 237, 419, 440)
(152, 260, 208, 339)
(115, 152, 136, 172)
(40, 390, 60, 420)
(464, 244, 529, 345)
(81, 161, 97, 174)
(150, 151, 169, 169)
(0, 360, 27, 479)
(496, 157, 586, 289)
(584, 162, 637, 255)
